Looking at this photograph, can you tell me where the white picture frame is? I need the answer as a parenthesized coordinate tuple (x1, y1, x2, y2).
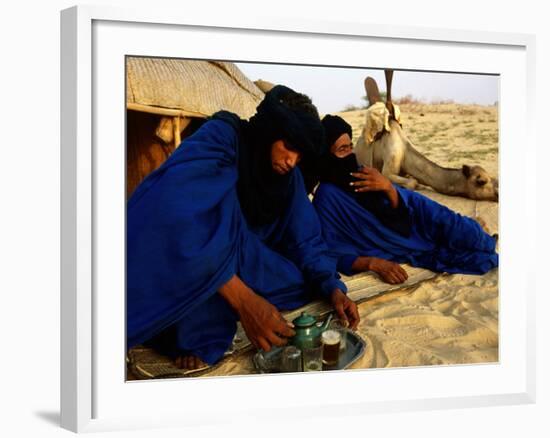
(60, 5, 536, 433)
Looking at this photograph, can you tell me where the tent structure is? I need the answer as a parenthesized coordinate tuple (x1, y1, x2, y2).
(126, 57, 264, 197)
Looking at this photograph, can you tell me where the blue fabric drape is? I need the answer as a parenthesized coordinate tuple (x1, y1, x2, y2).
(127, 119, 345, 364)
(313, 183, 498, 276)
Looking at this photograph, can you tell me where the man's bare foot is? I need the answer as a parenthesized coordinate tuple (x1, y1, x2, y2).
(174, 355, 207, 370)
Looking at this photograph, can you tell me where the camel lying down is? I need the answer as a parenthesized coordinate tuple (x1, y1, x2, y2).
(354, 72, 498, 202)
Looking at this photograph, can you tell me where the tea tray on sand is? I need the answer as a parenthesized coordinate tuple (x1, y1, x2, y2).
(253, 330, 366, 373)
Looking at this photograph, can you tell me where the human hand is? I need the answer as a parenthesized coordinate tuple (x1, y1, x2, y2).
(237, 292, 295, 352)
(350, 166, 393, 193)
(367, 257, 408, 284)
(330, 289, 360, 330)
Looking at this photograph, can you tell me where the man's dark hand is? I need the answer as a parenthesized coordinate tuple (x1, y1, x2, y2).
(330, 289, 360, 330)
(219, 275, 296, 352)
(351, 167, 400, 208)
(367, 257, 408, 284)
(237, 292, 295, 352)
(350, 166, 393, 193)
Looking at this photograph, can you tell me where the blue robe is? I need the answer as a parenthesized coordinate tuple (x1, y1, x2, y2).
(313, 183, 498, 276)
(127, 119, 346, 364)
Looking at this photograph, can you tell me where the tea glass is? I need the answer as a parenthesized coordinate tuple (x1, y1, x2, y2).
(321, 329, 341, 366)
(329, 318, 348, 352)
(280, 345, 302, 373)
(302, 343, 323, 372)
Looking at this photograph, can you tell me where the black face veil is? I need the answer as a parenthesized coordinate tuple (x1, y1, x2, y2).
(316, 114, 359, 190)
(300, 114, 356, 195)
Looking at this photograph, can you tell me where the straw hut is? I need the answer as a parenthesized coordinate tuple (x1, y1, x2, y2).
(126, 57, 264, 197)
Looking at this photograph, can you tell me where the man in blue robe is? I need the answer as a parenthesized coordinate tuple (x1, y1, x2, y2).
(311, 115, 498, 284)
(127, 87, 359, 370)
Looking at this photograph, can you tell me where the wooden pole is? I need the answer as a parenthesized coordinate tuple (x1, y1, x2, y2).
(127, 102, 206, 119)
(173, 115, 181, 148)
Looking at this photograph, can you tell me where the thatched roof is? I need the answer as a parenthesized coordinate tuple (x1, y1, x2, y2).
(126, 58, 264, 119)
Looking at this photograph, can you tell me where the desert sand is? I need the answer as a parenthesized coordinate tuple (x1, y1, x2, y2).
(204, 103, 499, 376)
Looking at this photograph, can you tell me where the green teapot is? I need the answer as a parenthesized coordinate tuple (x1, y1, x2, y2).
(290, 312, 333, 350)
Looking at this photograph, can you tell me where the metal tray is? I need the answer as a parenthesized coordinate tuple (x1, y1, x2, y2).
(253, 330, 366, 373)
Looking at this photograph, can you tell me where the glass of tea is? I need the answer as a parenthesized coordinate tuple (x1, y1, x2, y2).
(329, 319, 348, 352)
(321, 329, 341, 367)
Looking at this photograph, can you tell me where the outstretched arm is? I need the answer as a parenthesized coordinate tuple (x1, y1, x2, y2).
(279, 171, 361, 329)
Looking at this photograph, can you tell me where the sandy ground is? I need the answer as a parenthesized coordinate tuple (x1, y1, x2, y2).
(349, 270, 498, 369)
(199, 103, 500, 376)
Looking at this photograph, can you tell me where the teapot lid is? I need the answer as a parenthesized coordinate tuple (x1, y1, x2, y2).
(292, 312, 317, 328)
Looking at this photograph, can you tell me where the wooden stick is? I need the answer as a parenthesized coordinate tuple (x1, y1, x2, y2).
(127, 102, 206, 118)
(173, 116, 181, 148)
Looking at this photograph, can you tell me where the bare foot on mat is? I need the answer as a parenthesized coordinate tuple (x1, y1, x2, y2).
(174, 355, 207, 370)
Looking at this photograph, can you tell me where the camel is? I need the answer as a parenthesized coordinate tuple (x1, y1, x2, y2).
(354, 70, 499, 202)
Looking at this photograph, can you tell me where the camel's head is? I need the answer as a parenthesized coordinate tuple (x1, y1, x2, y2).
(462, 165, 499, 202)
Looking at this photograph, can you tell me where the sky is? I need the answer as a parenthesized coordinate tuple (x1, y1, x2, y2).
(235, 62, 499, 115)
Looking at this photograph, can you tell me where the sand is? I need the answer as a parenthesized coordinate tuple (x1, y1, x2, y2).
(160, 103, 499, 378)
(349, 270, 498, 369)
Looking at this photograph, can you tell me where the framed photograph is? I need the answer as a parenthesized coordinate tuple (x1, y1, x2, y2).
(61, 5, 536, 433)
